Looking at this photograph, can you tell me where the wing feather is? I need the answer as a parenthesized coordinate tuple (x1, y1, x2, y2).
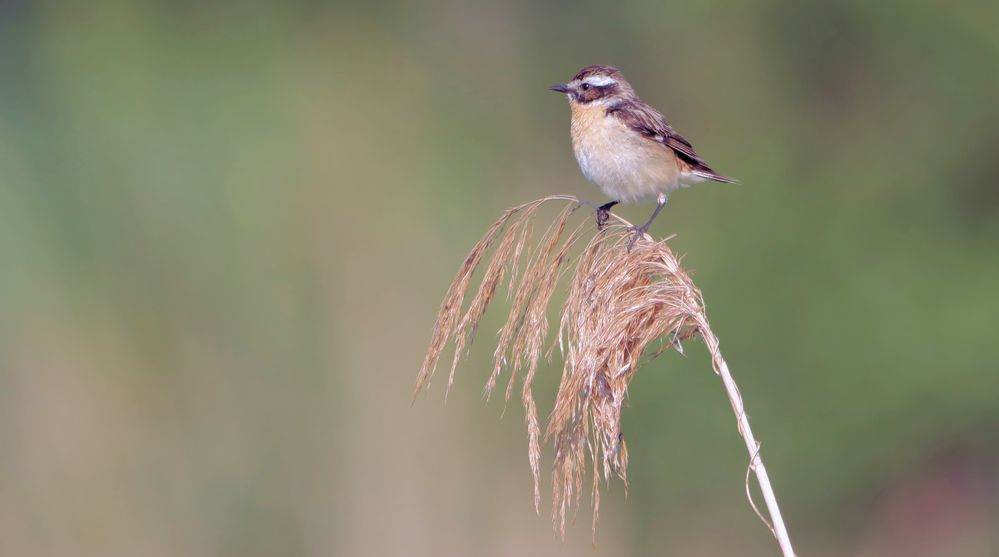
(606, 100, 738, 184)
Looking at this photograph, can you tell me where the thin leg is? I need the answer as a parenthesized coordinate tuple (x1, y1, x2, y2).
(596, 200, 619, 230)
(627, 193, 668, 250)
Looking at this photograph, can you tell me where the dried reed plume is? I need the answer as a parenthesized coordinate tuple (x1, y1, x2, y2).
(415, 195, 795, 556)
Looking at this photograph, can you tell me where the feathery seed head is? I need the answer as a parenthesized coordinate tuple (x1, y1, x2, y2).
(415, 196, 706, 539)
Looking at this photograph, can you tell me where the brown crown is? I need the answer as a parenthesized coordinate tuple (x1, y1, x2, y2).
(571, 64, 625, 83)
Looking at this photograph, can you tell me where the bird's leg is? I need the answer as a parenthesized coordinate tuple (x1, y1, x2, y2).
(569, 196, 602, 220)
(596, 200, 619, 230)
(627, 193, 668, 250)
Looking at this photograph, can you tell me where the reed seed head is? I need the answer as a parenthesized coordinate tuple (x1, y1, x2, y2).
(415, 195, 706, 539)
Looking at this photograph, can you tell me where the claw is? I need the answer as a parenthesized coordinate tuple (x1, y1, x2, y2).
(626, 225, 649, 251)
(595, 200, 619, 230)
(596, 208, 611, 229)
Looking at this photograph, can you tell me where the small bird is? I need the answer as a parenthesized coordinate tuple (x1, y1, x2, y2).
(550, 65, 736, 246)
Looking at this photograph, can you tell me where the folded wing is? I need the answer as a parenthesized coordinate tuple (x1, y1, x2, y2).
(606, 100, 738, 184)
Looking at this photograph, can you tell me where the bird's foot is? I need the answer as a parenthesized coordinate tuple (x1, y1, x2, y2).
(626, 224, 650, 251)
(596, 200, 619, 230)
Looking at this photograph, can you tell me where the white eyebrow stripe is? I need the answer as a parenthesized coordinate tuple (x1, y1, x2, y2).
(583, 75, 617, 87)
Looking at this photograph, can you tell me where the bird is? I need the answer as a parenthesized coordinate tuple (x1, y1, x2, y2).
(549, 65, 736, 247)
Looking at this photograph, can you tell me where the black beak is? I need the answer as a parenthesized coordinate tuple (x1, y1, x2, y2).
(549, 84, 570, 94)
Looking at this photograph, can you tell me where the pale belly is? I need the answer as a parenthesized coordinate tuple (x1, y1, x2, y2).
(571, 115, 683, 203)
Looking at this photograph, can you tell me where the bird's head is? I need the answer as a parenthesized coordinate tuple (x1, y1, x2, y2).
(549, 65, 634, 106)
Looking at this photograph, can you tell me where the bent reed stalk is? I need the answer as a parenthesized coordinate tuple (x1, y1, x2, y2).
(414, 195, 795, 556)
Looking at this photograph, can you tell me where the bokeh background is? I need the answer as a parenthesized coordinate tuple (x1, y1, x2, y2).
(1, 1, 997, 555)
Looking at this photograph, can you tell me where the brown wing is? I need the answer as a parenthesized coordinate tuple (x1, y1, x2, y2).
(606, 100, 737, 184)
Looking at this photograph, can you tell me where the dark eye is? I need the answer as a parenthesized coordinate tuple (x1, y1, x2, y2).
(580, 83, 591, 91)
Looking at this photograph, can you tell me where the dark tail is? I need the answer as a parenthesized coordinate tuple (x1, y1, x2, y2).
(692, 169, 740, 184)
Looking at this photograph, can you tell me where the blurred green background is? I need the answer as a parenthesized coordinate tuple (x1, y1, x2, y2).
(1, 0, 997, 555)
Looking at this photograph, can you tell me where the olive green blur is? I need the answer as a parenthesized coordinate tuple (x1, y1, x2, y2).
(1, 1, 997, 555)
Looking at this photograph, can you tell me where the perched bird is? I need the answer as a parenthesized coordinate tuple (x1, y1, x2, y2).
(550, 65, 736, 246)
